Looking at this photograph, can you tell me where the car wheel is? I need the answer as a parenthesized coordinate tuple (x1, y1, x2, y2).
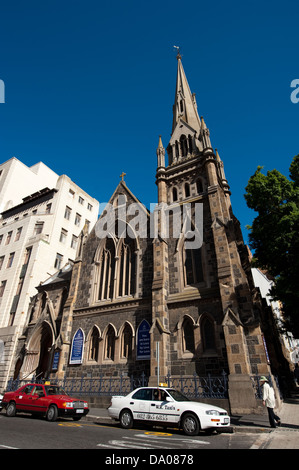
(119, 409, 133, 429)
(46, 404, 58, 422)
(181, 412, 200, 436)
(6, 401, 16, 417)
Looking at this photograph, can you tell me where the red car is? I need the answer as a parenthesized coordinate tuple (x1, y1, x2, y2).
(1, 383, 89, 422)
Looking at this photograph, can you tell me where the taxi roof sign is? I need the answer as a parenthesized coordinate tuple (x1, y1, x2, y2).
(45, 381, 51, 385)
(159, 383, 167, 387)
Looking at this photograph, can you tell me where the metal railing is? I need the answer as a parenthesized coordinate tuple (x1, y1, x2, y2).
(6, 371, 229, 399)
(7, 372, 282, 401)
(6, 372, 148, 397)
(164, 370, 229, 399)
(250, 374, 282, 400)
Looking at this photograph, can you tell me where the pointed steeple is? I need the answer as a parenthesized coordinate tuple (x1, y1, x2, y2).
(167, 54, 204, 165)
(172, 53, 201, 134)
(156, 135, 165, 168)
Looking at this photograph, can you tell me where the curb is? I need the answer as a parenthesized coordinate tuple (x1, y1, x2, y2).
(83, 414, 273, 434)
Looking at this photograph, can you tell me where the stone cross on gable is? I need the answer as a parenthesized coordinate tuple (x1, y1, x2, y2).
(120, 172, 126, 181)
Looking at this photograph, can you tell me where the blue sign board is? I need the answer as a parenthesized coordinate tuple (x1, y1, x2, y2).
(69, 328, 84, 365)
(52, 350, 60, 371)
(136, 319, 150, 360)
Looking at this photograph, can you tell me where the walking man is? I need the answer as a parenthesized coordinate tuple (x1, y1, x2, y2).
(260, 376, 281, 428)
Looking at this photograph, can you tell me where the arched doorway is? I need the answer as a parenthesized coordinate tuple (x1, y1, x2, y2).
(19, 322, 54, 380)
(36, 323, 53, 379)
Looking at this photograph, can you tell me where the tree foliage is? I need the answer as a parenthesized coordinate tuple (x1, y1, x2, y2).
(245, 155, 299, 337)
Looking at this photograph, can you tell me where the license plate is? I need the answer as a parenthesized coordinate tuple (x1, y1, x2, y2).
(76, 409, 84, 413)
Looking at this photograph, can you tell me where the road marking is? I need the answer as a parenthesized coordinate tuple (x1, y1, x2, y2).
(133, 435, 209, 446)
(0, 444, 19, 449)
(58, 422, 82, 427)
(96, 433, 210, 450)
(144, 431, 172, 436)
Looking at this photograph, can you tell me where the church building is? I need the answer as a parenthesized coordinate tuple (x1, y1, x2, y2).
(14, 53, 273, 414)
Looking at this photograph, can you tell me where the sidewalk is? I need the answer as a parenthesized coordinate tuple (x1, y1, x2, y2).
(85, 389, 299, 435)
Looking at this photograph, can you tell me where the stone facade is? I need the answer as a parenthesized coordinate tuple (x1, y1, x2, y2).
(10, 54, 274, 414)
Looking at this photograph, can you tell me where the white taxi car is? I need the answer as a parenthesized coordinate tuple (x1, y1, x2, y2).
(108, 386, 230, 435)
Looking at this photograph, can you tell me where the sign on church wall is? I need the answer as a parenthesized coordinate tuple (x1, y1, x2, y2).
(136, 319, 150, 360)
(69, 328, 85, 364)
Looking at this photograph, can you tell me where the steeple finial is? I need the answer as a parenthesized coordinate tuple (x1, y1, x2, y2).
(173, 45, 181, 60)
(120, 172, 126, 182)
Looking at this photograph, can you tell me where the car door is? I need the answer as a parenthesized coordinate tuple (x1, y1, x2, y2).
(28, 385, 48, 413)
(149, 389, 177, 425)
(130, 388, 154, 423)
(14, 385, 35, 411)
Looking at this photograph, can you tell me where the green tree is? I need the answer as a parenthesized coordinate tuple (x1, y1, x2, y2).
(245, 154, 299, 337)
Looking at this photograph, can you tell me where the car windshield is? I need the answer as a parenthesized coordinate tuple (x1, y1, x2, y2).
(45, 385, 66, 395)
(167, 389, 190, 402)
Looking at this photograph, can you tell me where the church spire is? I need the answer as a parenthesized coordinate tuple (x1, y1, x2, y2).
(172, 53, 201, 135)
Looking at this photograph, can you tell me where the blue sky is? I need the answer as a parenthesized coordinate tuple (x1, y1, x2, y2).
(0, 0, 298, 244)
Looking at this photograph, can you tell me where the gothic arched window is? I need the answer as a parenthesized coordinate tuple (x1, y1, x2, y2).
(183, 245, 203, 286)
(98, 238, 115, 301)
(121, 323, 133, 359)
(184, 183, 190, 198)
(88, 326, 99, 361)
(118, 237, 136, 297)
(105, 325, 115, 361)
(196, 179, 203, 194)
(182, 317, 195, 353)
(180, 135, 188, 157)
(172, 187, 178, 202)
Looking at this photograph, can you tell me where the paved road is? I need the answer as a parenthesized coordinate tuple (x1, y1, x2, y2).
(0, 412, 267, 451)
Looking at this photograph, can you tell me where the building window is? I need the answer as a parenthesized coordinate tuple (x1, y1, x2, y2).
(64, 206, 72, 220)
(182, 317, 195, 354)
(183, 245, 203, 286)
(71, 235, 78, 250)
(121, 323, 133, 359)
(88, 326, 100, 361)
(69, 189, 75, 198)
(87, 203, 93, 211)
(24, 246, 32, 265)
(118, 237, 136, 297)
(34, 222, 44, 235)
(0, 256, 4, 270)
(74, 213, 81, 227)
(98, 239, 115, 300)
(0, 280, 7, 297)
(184, 183, 190, 198)
(196, 179, 203, 193)
(14, 227, 22, 242)
(54, 253, 63, 270)
(5, 231, 12, 245)
(105, 325, 115, 361)
(0, 235, 3, 245)
(59, 229, 68, 244)
(45, 203, 52, 214)
(7, 252, 15, 268)
(172, 187, 178, 202)
(78, 196, 84, 205)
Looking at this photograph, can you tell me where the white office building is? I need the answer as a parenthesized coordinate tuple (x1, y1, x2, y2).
(0, 158, 99, 390)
